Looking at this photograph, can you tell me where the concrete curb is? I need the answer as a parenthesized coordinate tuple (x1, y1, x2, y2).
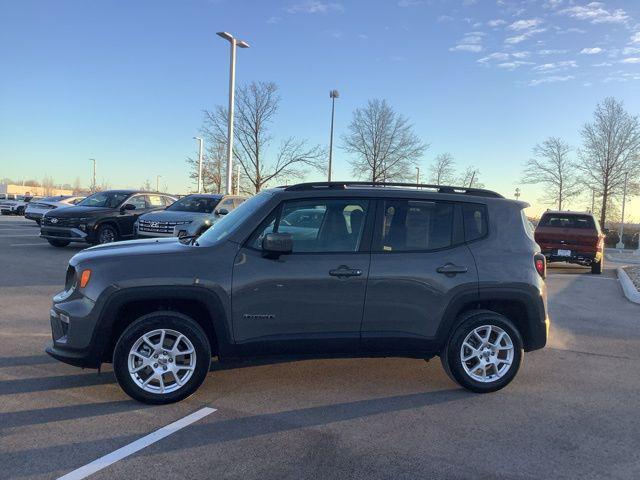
(616, 267, 640, 305)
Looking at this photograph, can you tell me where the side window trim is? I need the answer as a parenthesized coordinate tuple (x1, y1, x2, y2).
(372, 197, 459, 254)
(244, 197, 374, 254)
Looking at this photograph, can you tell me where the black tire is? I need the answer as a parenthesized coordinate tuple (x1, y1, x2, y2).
(591, 257, 603, 274)
(113, 312, 211, 404)
(96, 224, 119, 244)
(47, 239, 70, 247)
(16, 207, 25, 216)
(440, 310, 523, 394)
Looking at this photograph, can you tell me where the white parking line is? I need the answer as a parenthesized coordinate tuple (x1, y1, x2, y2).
(57, 407, 217, 480)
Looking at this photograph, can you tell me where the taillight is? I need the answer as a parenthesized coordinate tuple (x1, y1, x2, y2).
(534, 254, 546, 278)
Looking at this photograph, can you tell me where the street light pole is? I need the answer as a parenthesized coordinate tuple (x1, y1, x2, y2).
(591, 188, 595, 213)
(415, 167, 420, 186)
(156, 175, 162, 193)
(328, 90, 339, 182)
(193, 137, 204, 193)
(616, 172, 629, 250)
(217, 32, 250, 195)
(236, 164, 240, 195)
(89, 158, 96, 192)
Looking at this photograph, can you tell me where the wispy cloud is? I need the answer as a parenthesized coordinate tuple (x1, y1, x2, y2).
(506, 28, 546, 44)
(621, 57, 640, 64)
(558, 2, 629, 24)
(487, 19, 506, 28)
(497, 61, 535, 70)
(438, 15, 454, 23)
(631, 32, 640, 44)
(593, 62, 613, 67)
(450, 31, 485, 53)
(508, 19, 543, 31)
(623, 47, 640, 55)
(538, 49, 569, 55)
(285, 1, 344, 14)
(529, 75, 574, 86)
(266, 16, 282, 24)
(580, 47, 604, 55)
(533, 60, 578, 72)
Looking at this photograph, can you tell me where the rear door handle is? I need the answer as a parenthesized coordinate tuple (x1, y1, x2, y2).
(329, 265, 363, 278)
(436, 263, 468, 275)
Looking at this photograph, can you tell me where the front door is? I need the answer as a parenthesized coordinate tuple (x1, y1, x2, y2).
(361, 198, 479, 354)
(232, 197, 372, 355)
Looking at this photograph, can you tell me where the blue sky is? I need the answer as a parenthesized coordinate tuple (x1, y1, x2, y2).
(1, 0, 639, 217)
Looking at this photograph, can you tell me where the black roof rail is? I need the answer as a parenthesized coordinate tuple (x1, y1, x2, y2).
(283, 181, 504, 199)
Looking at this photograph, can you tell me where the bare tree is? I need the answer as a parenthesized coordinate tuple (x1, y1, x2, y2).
(140, 179, 153, 191)
(72, 177, 83, 194)
(430, 153, 456, 185)
(578, 97, 640, 227)
(202, 81, 325, 193)
(521, 137, 578, 210)
(342, 99, 428, 183)
(458, 166, 484, 188)
(186, 141, 225, 194)
(41, 175, 55, 196)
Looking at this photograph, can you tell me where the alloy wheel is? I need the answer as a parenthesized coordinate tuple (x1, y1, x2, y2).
(459, 325, 514, 383)
(128, 329, 197, 394)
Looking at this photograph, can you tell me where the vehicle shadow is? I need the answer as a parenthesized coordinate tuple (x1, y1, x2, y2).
(0, 399, 148, 430)
(1, 388, 466, 477)
(0, 371, 116, 395)
(0, 354, 56, 367)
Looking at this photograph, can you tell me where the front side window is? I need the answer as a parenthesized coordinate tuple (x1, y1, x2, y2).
(378, 200, 453, 252)
(128, 195, 147, 210)
(78, 191, 130, 208)
(251, 198, 369, 253)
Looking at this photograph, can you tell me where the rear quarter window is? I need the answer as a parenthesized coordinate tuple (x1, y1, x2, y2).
(462, 204, 488, 242)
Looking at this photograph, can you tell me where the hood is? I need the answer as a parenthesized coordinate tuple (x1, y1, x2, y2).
(70, 237, 188, 264)
(139, 210, 212, 222)
(47, 205, 117, 217)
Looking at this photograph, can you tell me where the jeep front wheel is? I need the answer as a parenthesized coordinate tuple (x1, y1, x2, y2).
(113, 312, 211, 404)
(441, 310, 523, 393)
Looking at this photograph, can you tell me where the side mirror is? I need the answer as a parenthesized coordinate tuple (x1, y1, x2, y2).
(262, 232, 293, 258)
(121, 203, 136, 211)
(216, 208, 229, 216)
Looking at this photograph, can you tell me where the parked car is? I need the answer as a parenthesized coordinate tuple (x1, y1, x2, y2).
(45, 181, 549, 404)
(0, 193, 18, 201)
(534, 210, 605, 274)
(25, 195, 85, 224)
(40, 190, 176, 247)
(0, 195, 43, 215)
(135, 194, 245, 239)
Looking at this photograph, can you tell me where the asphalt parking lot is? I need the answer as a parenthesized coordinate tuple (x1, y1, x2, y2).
(1, 214, 639, 480)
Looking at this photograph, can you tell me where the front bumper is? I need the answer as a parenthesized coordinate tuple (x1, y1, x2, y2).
(40, 226, 89, 243)
(25, 212, 43, 221)
(45, 296, 102, 368)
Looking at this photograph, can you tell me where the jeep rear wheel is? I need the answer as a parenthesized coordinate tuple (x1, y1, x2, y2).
(441, 310, 523, 393)
(113, 312, 211, 404)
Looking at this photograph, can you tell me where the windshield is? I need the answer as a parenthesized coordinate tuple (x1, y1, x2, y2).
(196, 191, 274, 246)
(167, 195, 220, 213)
(78, 191, 130, 208)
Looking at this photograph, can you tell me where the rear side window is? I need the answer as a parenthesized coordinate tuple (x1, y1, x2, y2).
(539, 214, 595, 229)
(462, 204, 488, 242)
(378, 200, 453, 252)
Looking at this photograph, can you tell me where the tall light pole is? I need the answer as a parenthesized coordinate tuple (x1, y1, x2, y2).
(217, 31, 250, 195)
(89, 158, 96, 192)
(616, 172, 629, 250)
(515, 187, 521, 200)
(156, 175, 162, 193)
(591, 188, 595, 213)
(193, 137, 204, 193)
(415, 167, 420, 186)
(235, 164, 240, 195)
(328, 90, 339, 182)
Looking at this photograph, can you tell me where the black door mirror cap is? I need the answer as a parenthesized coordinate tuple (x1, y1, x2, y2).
(217, 208, 229, 216)
(262, 233, 293, 258)
(121, 203, 136, 212)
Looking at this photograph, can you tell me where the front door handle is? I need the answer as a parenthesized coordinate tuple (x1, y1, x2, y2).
(436, 263, 468, 275)
(329, 265, 363, 278)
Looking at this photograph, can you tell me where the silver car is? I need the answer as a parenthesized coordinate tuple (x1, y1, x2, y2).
(135, 193, 246, 238)
(25, 195, 85, 224)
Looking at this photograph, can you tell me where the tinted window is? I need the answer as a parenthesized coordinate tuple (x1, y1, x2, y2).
(128, 195, 147, 209)
(220, 198, 235, 209)
(78, 191, 130, 208)
(167, 195, 220, 213)
(251, 199, 369, 253)
(539, 214, 595, 229)
(463, 204, 488, 242)
(379, 200, 453, 252)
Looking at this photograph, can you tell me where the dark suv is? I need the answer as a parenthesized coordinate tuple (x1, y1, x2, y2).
(46, 182, 549, 404)
(40, 190, 176, 247)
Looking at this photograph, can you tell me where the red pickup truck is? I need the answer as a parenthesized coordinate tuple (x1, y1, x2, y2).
(534, 211, 605, 274)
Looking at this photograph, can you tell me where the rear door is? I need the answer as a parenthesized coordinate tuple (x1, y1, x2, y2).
(360, 199, 479, 354)
(232, 197, 373, 355)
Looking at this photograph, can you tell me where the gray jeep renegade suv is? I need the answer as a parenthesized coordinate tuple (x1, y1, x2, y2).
(46, 181, 549, 404)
